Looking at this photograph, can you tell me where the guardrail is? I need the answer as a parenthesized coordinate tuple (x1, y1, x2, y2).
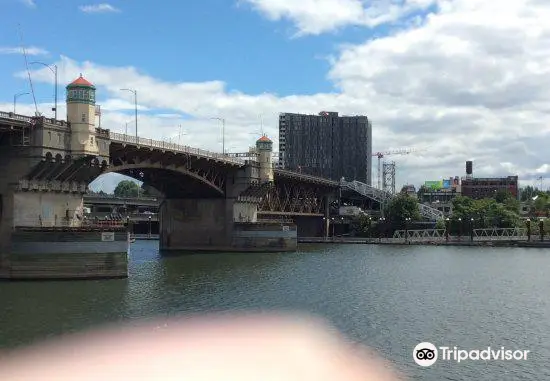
(84, 213, 158, 220)
(133, 234, 160, 240)
(0, 111, 33, 122)
(13, 217, 127, 230)
(274, 168, 339, 185)
(84, 194, 159, 201)
(109, 132, 245, 166)
(340, 179, 393, 202)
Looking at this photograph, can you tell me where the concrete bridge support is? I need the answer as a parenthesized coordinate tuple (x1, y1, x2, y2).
(159, 163, 297, 252)
(159, 198, 232, 250)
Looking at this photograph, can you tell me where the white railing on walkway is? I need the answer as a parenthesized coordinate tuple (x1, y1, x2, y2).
(418, 203, 445, 220)
(109, 132, 245, 166)
(393, 228, 529, 241)
(340, 179, 392, 203)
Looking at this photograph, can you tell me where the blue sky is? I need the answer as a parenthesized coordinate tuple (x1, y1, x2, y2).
(2, 0, 550, 192)
(2, 0, 361, 101)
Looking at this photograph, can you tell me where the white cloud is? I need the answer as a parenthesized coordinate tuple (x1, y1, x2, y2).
(79, 3, 120, 13)
(9, 0, 550, 192)
(0, 46, 49, 56)
(240, 0, 437, 35)
(20, 0, 36, 8)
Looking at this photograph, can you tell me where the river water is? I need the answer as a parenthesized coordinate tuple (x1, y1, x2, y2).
(2, 241, 550, 380)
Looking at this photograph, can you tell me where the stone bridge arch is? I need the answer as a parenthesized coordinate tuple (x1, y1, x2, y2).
(101, 163, 227, 198)
(104, 142, 250, 198)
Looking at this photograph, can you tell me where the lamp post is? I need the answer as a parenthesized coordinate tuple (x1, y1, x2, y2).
(367, 216, 372, 238)
(148, 215, 152, 238)
(29, 61, 57, 120)
(539, 219, 544, 242)
(323, 217, 328, 240)
(379, 217, 386, 242)
(178, 124, 188, 146)
(211, 117, 226, 154)
(458, 217, 462, 240)
(120, 88, 138, 143)
(526, 218, 531, 242)
(13, 92, 30, 114)
(470, 218, 474, 242)
(404, 217, 411, 243)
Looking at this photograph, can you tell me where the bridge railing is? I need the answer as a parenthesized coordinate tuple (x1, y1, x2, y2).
(418, 203, 445, 220)
(274, 169, 339, 185)
(13, 217, 127, 229)
(84, 212, 159, 220)
(84, 194, 159, 201)
(0, 111, 33, 123)
(109, 132, 245, 165)
(339, 179, 392, 202)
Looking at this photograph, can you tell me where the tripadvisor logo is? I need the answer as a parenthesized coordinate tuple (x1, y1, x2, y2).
(413, 342, 530, 367)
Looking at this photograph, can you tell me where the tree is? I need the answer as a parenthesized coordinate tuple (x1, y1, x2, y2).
(449, 195, 521, 230)
(385, 193, 421, 222)
(349, 214, 372, 237)
(114, 180, 140, 198)
(494, 189, 512, 203)
(520, 185, 538, 201)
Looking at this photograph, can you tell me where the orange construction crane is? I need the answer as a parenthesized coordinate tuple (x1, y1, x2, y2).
(372, 147, 427, 189)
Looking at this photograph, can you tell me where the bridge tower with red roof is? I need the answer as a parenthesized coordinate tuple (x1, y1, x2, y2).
(256, 135, 274, 184)
(66, 74, 98, 156)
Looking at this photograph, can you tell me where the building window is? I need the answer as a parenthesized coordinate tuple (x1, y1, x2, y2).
(90, 91, 95, 102)
(58, 133, 61, 144)
(82, 113, 86, 122)
(48, 131, 51, 142)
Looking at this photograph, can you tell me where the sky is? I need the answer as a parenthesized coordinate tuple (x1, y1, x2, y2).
(2, 0, 550, 193)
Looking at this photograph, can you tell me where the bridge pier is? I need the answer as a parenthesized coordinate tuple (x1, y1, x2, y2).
(1, 189, 129, 280)
(159, 163, 298, 252)
(159, 198, 232, 250)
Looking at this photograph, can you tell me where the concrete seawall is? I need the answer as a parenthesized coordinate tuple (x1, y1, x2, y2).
(1, 230, 129, 280)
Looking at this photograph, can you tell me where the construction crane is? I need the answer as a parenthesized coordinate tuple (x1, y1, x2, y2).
(372, 147, 426, 190)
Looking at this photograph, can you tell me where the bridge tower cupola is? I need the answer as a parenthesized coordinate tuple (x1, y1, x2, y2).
(256, 135, 274, 184)
(66, 74, 98, 156)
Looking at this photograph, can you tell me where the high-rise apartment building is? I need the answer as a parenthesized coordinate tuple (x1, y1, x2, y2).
(278, 111, 372, 184)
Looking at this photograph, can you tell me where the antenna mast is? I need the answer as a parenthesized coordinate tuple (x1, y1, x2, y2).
(18, 24, 38, 115)
(259, 114, 264, 135)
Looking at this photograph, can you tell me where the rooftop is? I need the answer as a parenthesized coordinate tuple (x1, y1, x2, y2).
(67, 74, 95, 88)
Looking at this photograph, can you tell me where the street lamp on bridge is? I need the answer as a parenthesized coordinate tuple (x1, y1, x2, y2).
(29, 61, 58, 120)
(210, 117, 226, 154)
(120, 88, 138, 143)
(13, 92, 30, 114)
